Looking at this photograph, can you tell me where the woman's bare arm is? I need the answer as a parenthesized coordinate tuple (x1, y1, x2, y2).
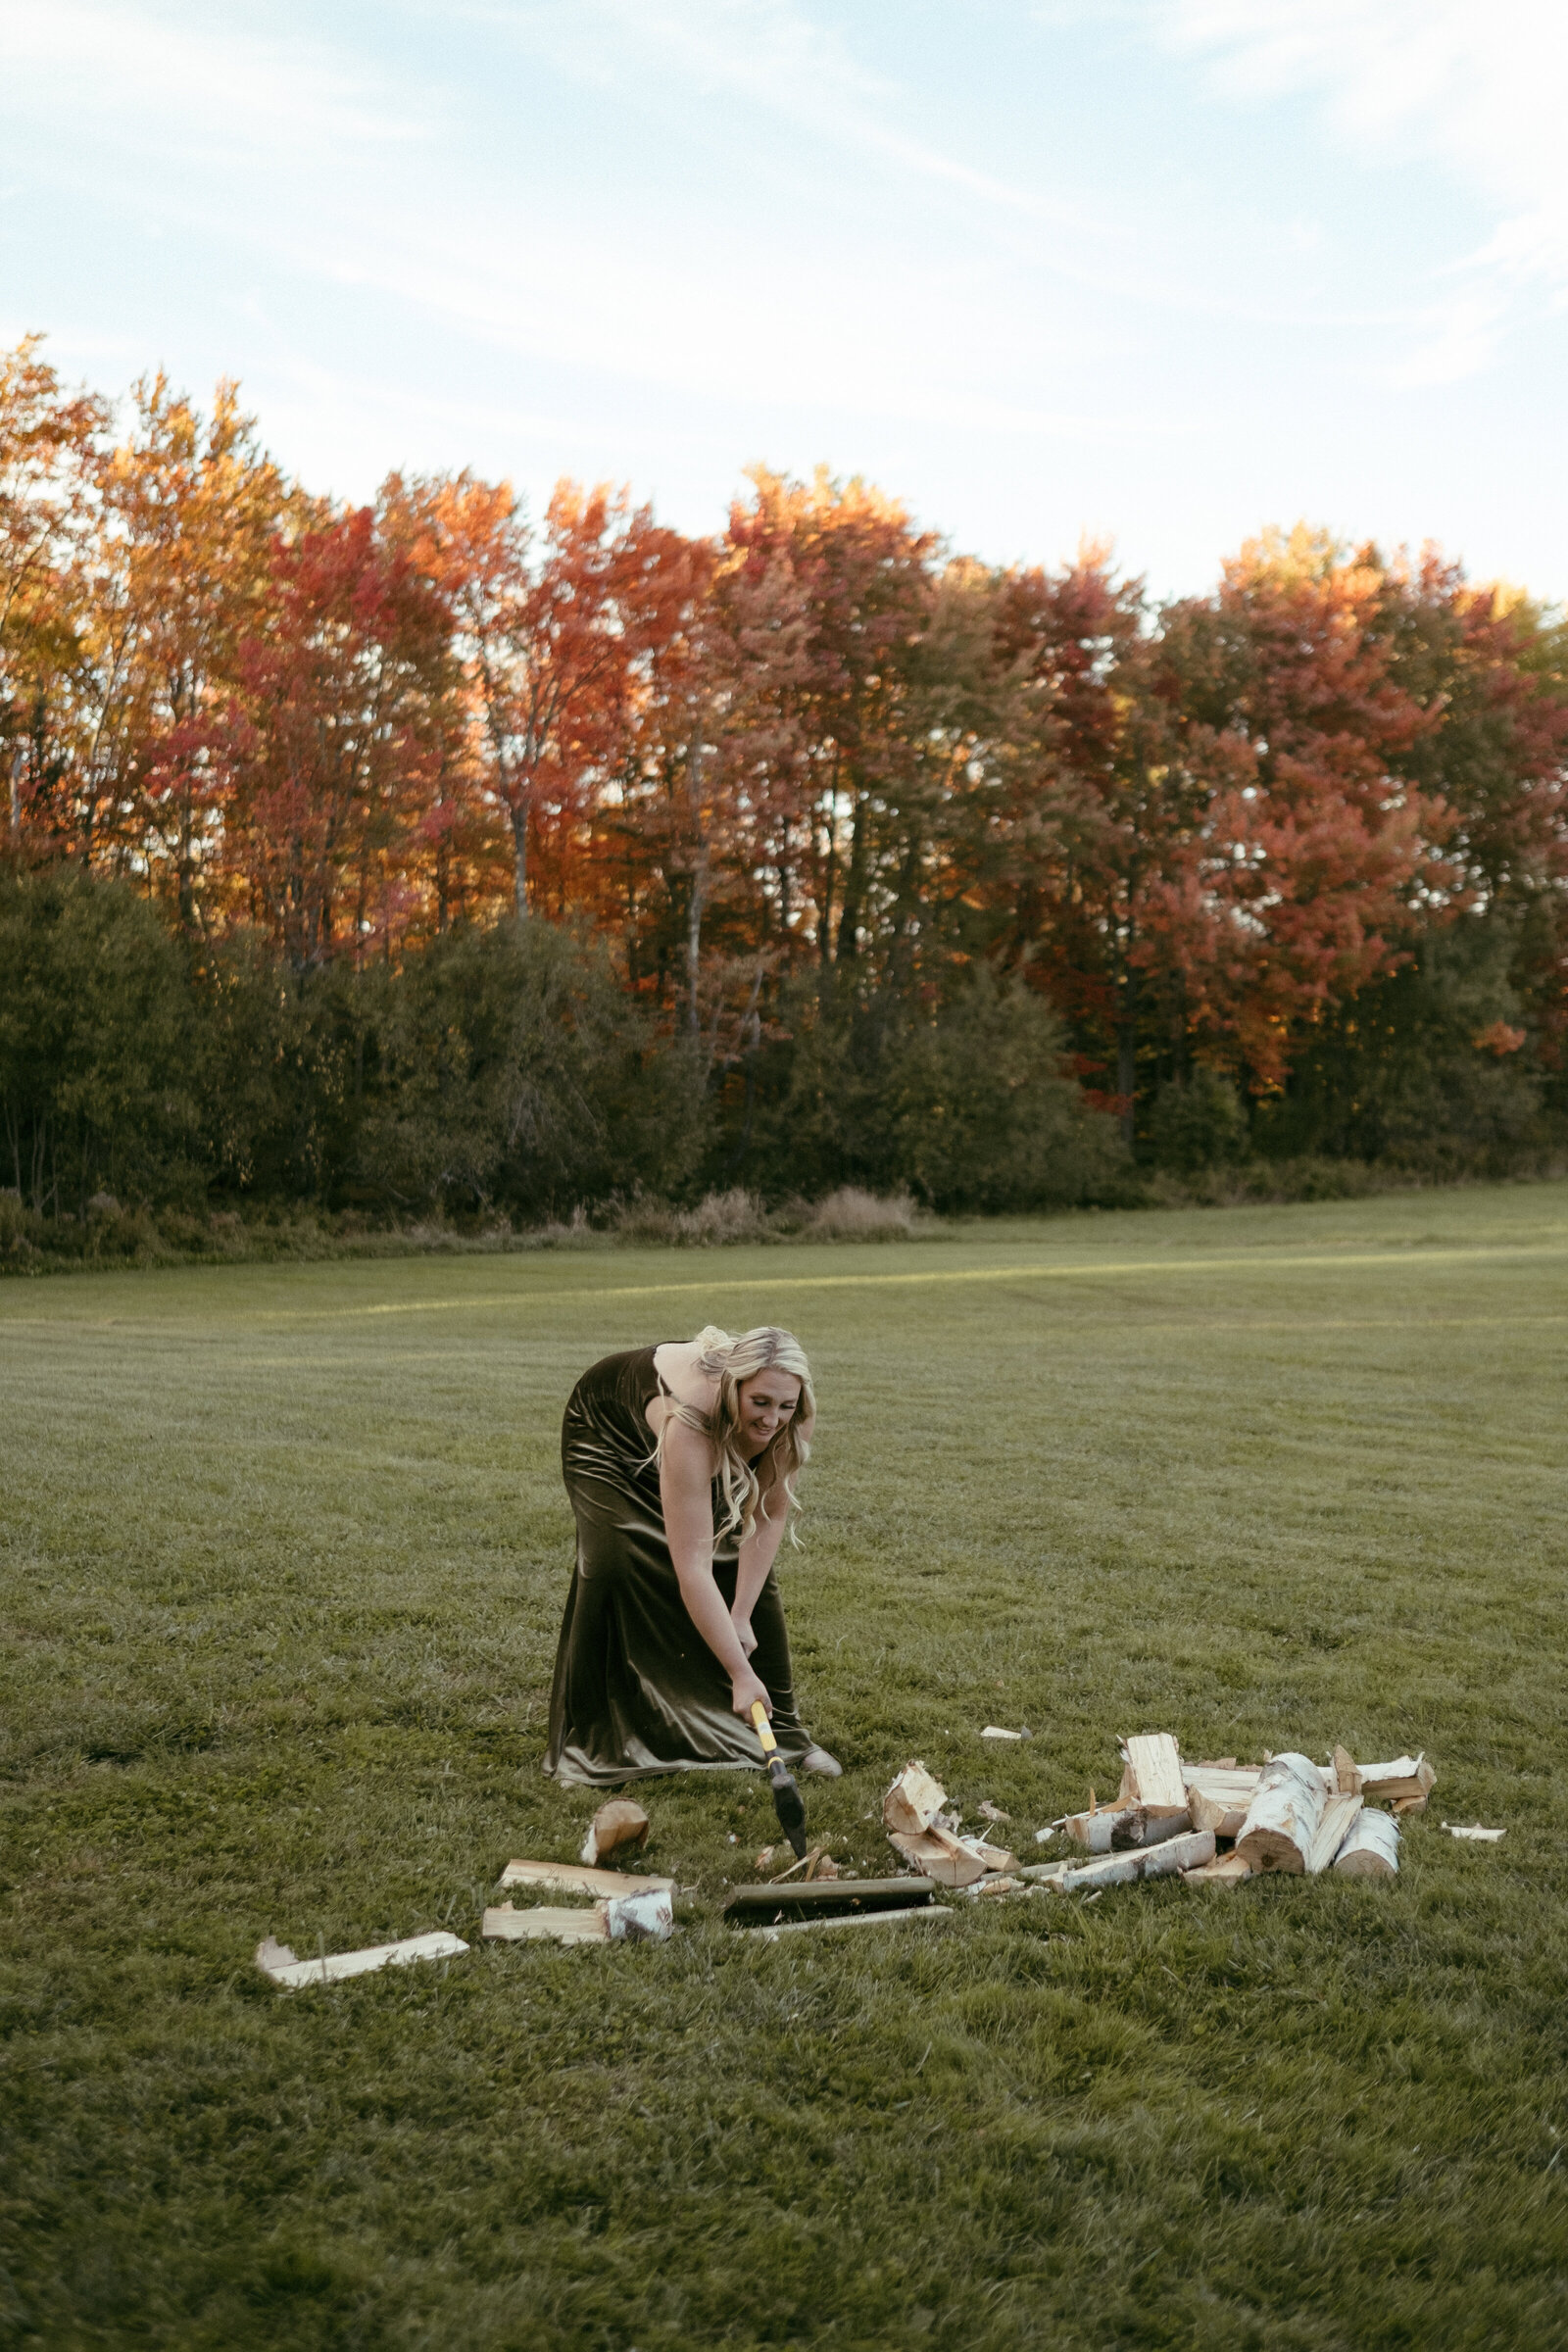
(730, 1415, 811, 1651)
(659, 1416, 771, 1717)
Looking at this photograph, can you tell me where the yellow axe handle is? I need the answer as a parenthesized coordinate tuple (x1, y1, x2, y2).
(749, 1697, 778, 1756)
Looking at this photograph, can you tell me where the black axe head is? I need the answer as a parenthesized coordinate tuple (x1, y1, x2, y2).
(767, 1754, 808, 1858)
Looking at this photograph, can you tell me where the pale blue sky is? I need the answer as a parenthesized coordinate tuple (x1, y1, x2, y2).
(4, 0, 1566, 597)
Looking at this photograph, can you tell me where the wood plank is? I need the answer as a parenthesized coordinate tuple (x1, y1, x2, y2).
(498, 1858, 672, 1897)
(1121, 1733, 1187, 1812)
(1305, 1790, 1363, 1875)
(743, 1906, 956, 1941)
(1235, 1753, 1329, 1875)
(256, 1931, 468, 1987)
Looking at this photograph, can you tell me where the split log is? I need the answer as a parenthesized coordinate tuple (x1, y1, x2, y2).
(1234, 1752, 1328, 1875)
(1183, 1767, 1261, 1840)
(483, 1902, 609, 1944)
(1181, 1852, 1254, 1886)
(1332, 1744, 1361, 1795)
(580, 1799, 650, 1867)
(1120, 1733, 1187, 1814)
(888, 1821, 1014, 1886)
(1021, 1829, 1215, 1893)
(1063, 1804, 1193, 1853)
(883, 1761, 948, 1838)
(1332, 1809, 1399, 1880)
(1356, 1755, 1435, 1810)
(255, 1930, 468, 1987)
(498, 1858, 671, 1898)
(1305, 1791, 1363, 1875)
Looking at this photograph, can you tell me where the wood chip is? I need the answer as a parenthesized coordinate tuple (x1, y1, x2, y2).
(1443, 1821, 1505, 1841)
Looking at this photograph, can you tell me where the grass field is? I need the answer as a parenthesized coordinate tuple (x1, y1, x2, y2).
(3, 1184, 1567, 2351)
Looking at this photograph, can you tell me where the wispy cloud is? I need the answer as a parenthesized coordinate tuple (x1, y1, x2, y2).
(1157, 0, 1568, 374)
(0, 0, 432, 153)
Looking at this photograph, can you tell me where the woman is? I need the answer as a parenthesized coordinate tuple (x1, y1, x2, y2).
(544, 1325, 841, 1788)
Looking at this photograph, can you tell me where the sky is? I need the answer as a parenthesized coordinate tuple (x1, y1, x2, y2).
(4, 0, 1567, 600)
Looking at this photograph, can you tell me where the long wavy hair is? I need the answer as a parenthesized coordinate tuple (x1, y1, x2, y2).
(654, 1324, 815, 1545)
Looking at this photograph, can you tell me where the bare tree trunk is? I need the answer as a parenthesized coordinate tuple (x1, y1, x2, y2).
(1116, 965, 1138, 1149)
(836, 787, 867, 961)
(511, 795, 529, 917)
(684, 734, 708, 1037)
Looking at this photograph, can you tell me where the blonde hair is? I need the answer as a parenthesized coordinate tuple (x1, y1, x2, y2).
(655, 1324, 814, 1545)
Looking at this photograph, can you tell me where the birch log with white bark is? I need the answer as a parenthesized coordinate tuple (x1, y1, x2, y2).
(1063, 1804, 1193, 1852)
(1021, 1830, 1214, 1892)
(1332, 1809, 1400, 1879)
(1234, 1752, 1329, 1874)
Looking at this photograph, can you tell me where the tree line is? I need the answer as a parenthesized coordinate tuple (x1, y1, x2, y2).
(4, 333, 1566, 1231)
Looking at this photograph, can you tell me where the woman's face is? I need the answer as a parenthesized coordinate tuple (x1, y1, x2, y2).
(735, 1370, 803, 1455)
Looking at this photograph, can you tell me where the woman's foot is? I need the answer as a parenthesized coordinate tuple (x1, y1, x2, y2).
(800, 1743, 842, 1777)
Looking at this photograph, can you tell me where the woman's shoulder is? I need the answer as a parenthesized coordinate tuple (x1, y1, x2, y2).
(647, 1341, 718, 1435)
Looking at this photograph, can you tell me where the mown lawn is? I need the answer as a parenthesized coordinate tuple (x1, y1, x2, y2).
(2, 1184, 1566, 2351)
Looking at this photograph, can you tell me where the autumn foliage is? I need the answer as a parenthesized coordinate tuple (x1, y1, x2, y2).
(5, 335, 1568, 1218)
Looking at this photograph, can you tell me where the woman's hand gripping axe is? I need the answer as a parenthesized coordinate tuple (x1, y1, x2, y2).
(750, 1699, 808, 1858)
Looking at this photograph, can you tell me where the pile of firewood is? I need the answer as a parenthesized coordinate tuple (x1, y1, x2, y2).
(1026, 1733, 1433, 1893)
(880, 1737, 1434, 1900)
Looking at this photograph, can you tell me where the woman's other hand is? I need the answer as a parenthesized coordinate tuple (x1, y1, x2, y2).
(731, 1666, 770, 1721)
(731, 1614, 758, 1657)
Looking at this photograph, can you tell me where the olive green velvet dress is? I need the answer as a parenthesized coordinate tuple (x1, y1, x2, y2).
(544, 1346, 811, 1788)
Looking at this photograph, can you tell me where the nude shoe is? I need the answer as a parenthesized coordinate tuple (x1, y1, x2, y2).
(800, 1744, 842, 1777)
